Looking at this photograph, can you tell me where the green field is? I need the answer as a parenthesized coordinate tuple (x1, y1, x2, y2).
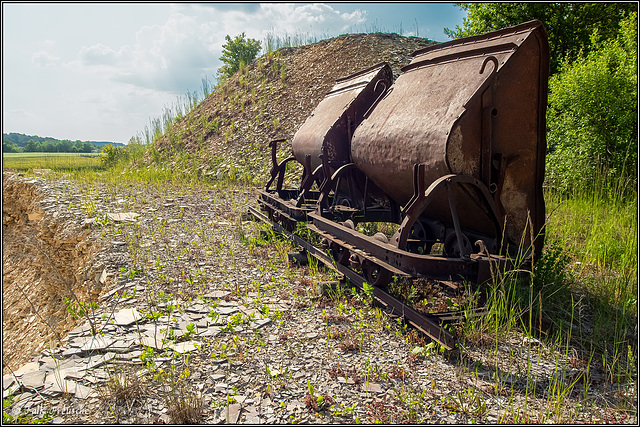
(2, 152, 103, 172)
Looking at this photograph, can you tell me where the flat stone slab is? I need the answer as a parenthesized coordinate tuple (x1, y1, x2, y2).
(250, 318, 272, 329)
(3, 375, 17, 394)
(109, 338, 135, 353)
(139, 336, 169, 350)
(185, 313, 206, 323)
(217, 306, 239, 315)
(13, 361, 40, 377)
(364, 382, 383, 393)
(42, 378, 94, 399)
(100, 283, 135, 301)
(185, 303, 209, 314)
(113, 308, 143, 326)
(206, 314, 227, 326)
(243, 408, 262, 424)
(67, 323, 93, 337)
(170, 341, 200, 354)
(202, 290, 231, 299)
(223, 403, 241, 424)
(80, 336, 116, 352)
(107, 212, 139, 222)
(77, 353, 116, 371)
(198, 327, 222, 338)
(61, 347, 84, 357)
(46, 366, 83, 383)
(19, 370, 47, 389)
(238, 306, 262, 319)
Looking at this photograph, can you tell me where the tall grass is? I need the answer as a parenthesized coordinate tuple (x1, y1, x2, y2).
(139, 77, 217, 146)
(545, 169, 637, 313)
(262, 29, 321, 53)
(544, 170, 637, 389)
(460, 167, 637, 420)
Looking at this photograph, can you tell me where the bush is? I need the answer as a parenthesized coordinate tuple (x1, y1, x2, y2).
(100, 137, 148, 169)
(218, 33, 261, 81)
(545, 12, 637, 197)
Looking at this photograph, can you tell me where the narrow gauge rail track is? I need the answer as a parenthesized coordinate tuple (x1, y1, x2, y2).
(248, 205, 488, 351)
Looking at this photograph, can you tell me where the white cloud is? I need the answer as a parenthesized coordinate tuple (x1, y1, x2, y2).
(67, 3, 370, 95)
(256, 3, 366, 35)
(70, 9, 222, 94)
(77, 43, 130, 66)
(260, 3, 365, 26)
(3, 108, 33, 121)
(8, 3, 378, 142)
(31, 50, 60, 67)
(3, 3, 465, 143)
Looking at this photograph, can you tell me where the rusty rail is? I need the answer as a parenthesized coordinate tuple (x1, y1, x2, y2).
(248, 205, 460, 350)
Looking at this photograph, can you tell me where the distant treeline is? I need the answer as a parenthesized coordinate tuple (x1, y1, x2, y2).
(2, 132, 123, 153)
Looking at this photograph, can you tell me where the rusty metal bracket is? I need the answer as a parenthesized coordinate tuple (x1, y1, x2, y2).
(479, 55, 499, 75)
(295, 154, 313, 207)
(445, 180, 471, 259)
(265, 139, 296, 196)
(395, 173, 503, 258)
(315, 145, 332, 211)
(491, 153, 507, 217)
(394, 163, 427, 250)
(329, 163, 361, 212)
(363, 79, 389, 119)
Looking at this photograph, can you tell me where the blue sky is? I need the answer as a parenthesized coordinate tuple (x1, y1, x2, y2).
(2, 3, 466, 143)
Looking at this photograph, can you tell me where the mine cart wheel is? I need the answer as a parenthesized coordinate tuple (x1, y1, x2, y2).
(283, 219, 296, 233)
(443, 232, 472, 258)
(406, 221, 432, 255)
(361, 258, 392, 288)
(328, 219, 355, 265)
(330, 242, 350, 265)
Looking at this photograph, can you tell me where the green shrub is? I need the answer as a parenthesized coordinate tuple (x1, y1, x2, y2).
(546, 12, 637, 197)
(100, 143, 129, 169)
(100, 138, 147, 169)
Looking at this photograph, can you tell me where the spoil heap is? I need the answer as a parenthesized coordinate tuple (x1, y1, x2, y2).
(151, 33, 437, 181)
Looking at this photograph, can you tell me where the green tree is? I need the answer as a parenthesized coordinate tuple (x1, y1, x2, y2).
(218, 32, 261, 80)
(82, 141, 95, 153)
(41, 140, 55, 152)
(2, 140, 21, 153)
(59, 139, 72, 152)
(445, 3, 637, 74)
(545, 12, 637, 196)
(25, 139, 41, 152)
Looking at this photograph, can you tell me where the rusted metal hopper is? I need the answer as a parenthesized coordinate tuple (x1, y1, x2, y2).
(260, 63, 393, 222)
(350, 20, 549, 256)
(292, 63, 393, 174)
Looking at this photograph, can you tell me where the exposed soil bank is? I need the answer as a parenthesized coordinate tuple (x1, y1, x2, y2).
(2, 173, 103, 374)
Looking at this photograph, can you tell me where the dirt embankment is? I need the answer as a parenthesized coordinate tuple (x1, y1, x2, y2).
(2, 173, 104, 374)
